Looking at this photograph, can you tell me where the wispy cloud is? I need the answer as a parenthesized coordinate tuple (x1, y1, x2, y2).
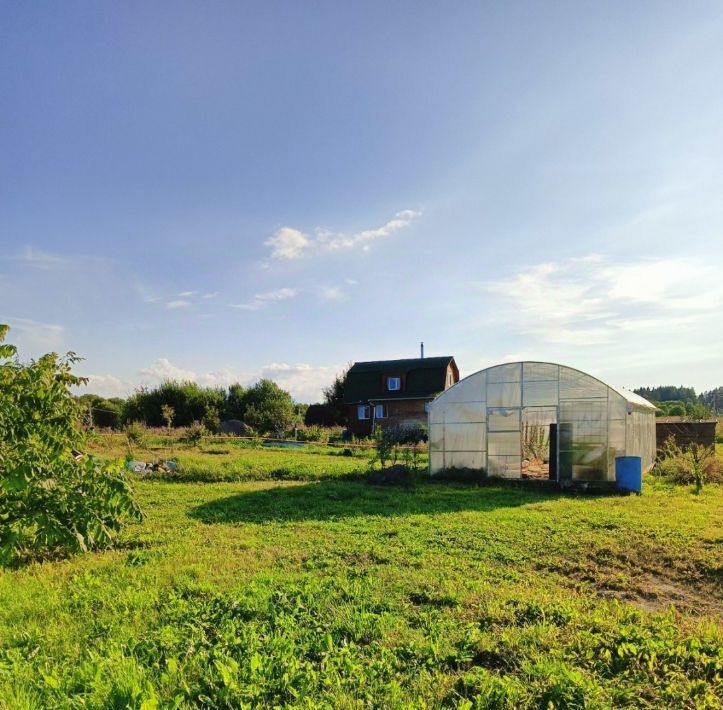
(137, 287, 220, 310)
(13, 247, 69, 269)
(2, 246, 111, 271)
(265, 209, 422, 260)
(228, 287, 298, 311)
(319, 285, 345, 302)
(2, 316, 65, 350)
(484, 255, 722, 346)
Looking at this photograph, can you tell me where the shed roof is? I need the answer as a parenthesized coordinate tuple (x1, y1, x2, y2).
(615, 387, 657, 410)
(344, 356, 455, 403)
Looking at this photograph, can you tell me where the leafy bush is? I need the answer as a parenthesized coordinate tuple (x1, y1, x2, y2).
(181, 421, 207, 447)
(202, 405, 221, 433)
(292, 425, 345, 443)
(242, 380, 295, 435)
(654, 437, 722, 492)
(223, 383, 246, 420)
(160, 404, 175, 430)
(372, 423, 427, 473)
(124, 421, 146, 453)
(0, 325, 142, 564)
(122, 381, 226, 428)
(76, 394, 125, 429)
(118, 379, 300, 435)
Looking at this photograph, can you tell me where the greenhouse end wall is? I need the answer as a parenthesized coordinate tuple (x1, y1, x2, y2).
(428, 362, 656, 484)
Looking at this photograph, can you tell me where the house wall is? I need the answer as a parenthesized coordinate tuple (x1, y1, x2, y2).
(384, 399, 430, 427)
(346, 399, 430, 437)
(446, 362, 459, 387)
(346, 405, 373, 436)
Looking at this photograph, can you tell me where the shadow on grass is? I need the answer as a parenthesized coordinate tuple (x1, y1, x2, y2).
(188, 479, 569, 525)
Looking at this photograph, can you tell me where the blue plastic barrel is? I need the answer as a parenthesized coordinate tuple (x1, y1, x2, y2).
(615, 456, 642, 493)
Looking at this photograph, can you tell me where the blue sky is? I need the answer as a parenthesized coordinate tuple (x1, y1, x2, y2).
(1, 1, 722, 401)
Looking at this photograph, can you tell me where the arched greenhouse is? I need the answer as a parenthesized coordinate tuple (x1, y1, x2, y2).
(427, 362, 656, 483)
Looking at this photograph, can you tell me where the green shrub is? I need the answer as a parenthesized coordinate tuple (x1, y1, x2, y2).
(242, 380, 295, 435)
(124, 421, 146, 452)
(654, 437, 721, 491)
(292, 425, 346, 443)
(202, 405, 221, 433)
(76, 394, 124, 429)
(0, 325, 142, 564)
(122, 381, 226, 428)
(160, 404, 175, 430)
(372, 423, 427, 473)
(181, 421, 207, 447)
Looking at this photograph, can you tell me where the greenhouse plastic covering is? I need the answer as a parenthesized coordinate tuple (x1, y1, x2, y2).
(428, 362, 656, 483)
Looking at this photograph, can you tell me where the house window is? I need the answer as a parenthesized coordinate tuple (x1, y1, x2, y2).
(447, 372, 454, 387)
(374, 404, 387, 419)
(357, 405, 370, 420)
(387, 376, 401, 391)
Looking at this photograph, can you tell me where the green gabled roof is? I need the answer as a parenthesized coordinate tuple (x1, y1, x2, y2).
(343, 356, 455, 403)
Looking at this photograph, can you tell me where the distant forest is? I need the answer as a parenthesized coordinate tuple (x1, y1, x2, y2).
(633, 385, 722, 416)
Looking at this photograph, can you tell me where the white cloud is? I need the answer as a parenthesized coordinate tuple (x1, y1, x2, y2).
(228, 287, 298, 311)
(265, 227, 311, 260)
(265, 209, 421, 260)
(2, 316, 65, 351)
(138, 286, 220, 308)
(2, 246, 111, 271)
(14, 247, 69, 269)
(80, 374, 131, 398)
(258, 362, 340, 402)
(484, 255, 723, 346)
(82, 358, 340, 402)
(138, 358, 197, 382)
(319, 285, 345, 302)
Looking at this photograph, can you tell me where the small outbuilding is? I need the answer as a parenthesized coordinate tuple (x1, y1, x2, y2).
(655, 417, 717, 450)
(428, 361, 656, 484)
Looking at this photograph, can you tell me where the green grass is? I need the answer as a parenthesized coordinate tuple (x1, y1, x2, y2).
(0, 446, 721, 708)
(89, 434, 381, 483)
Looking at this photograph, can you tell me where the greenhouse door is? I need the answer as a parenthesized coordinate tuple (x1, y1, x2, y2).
(521, 407, 557, 480)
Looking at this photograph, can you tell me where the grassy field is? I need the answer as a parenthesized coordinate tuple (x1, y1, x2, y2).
(0, 444, 721, 708)
(88, 433, 380, 483)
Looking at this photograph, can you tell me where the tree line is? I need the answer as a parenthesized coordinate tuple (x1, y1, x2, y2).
(633, 385, 721, 417)
(78, 365, 354, 433)
(78, 379, 308, 435)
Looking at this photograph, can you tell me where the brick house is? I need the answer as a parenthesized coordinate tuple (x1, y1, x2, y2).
(343, 356, 459, 436)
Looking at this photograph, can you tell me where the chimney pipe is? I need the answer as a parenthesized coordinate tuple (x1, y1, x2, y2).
(420, 341, 424, 359)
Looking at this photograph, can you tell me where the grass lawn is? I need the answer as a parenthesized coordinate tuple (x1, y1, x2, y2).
(0, 445, 721, 708)
(87, 434, 379, 483)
